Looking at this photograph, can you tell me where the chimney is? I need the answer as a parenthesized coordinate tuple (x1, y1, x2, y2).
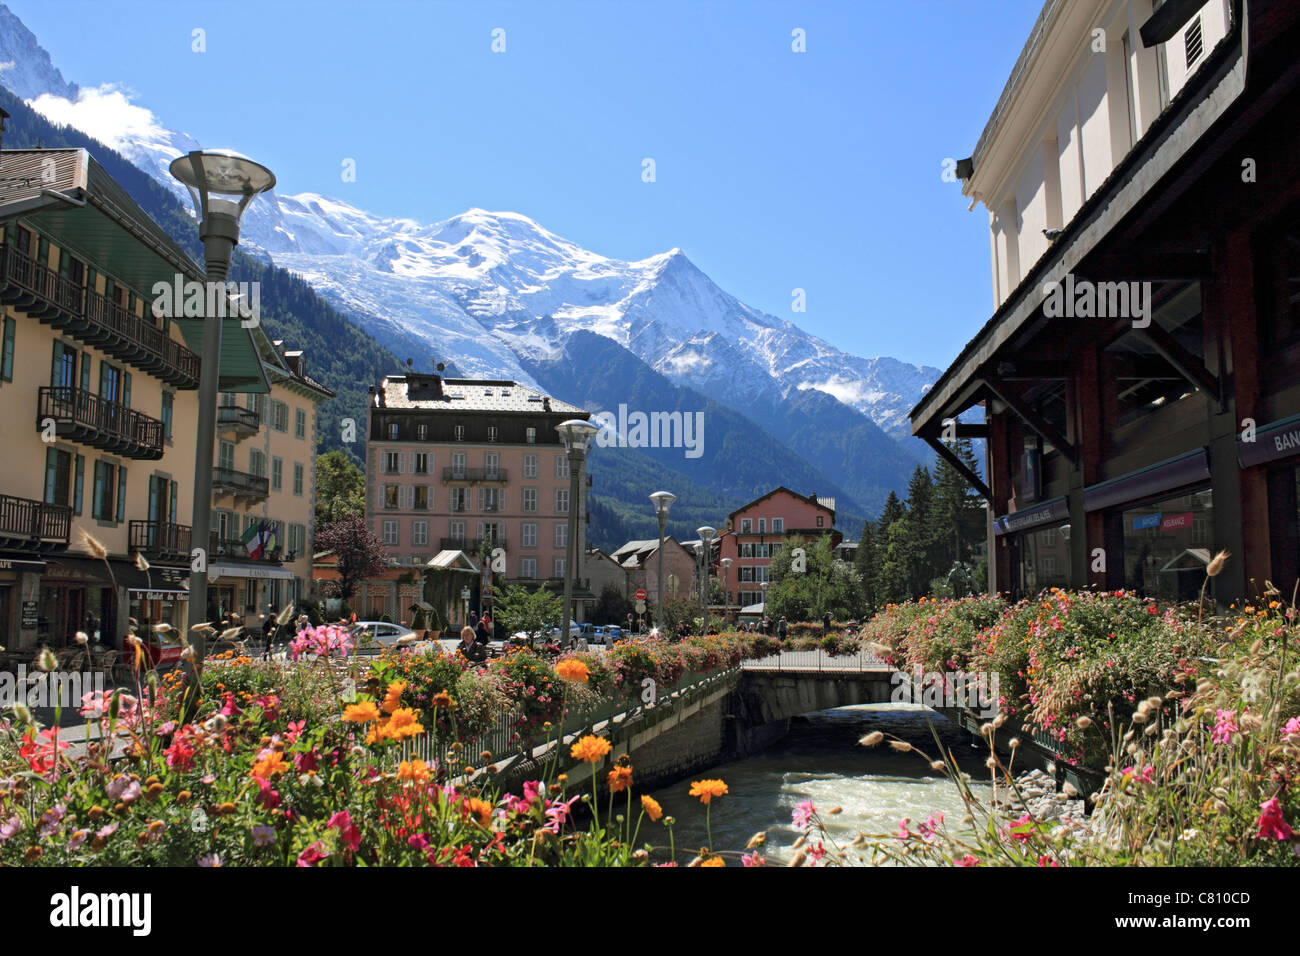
(0, 106, 8, 150)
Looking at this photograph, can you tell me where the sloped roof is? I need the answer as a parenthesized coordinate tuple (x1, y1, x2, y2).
(376, 374, 587, 415)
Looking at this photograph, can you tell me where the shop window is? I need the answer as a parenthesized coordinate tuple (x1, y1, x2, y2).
(1106, 283, 1204, 427)
(1009, 524, 1072, 597)
(1121, 487, 1214, 602)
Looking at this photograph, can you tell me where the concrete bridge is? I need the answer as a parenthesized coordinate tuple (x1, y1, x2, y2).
(488, 649, 902, 794)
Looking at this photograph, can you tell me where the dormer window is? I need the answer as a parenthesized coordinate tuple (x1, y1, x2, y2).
(387, 423, 398, 440)
(487, 426, 498, 443)
(454, 425, 465, 441)
(526, 427, 536, 444)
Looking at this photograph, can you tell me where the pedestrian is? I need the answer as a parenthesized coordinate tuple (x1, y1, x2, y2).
(476, 612, 493, 653)
(262, 609, 277, 660)
(822, 610, 832, 637)
(777, 616, 789, 642)
(458, 625, 487, 664)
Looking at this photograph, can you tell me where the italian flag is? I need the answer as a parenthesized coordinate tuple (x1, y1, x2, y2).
(241, 521, 274, 560)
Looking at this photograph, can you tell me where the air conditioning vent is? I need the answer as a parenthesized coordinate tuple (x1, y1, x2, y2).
(1184, 15, 1203, 66)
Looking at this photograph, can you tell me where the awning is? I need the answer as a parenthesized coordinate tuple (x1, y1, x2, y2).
(995, 496, 1070, 536)
(0, 556, 47, 572)
(428, 550, 479, 573)
(208, 563, 294, 580)
(1082, 449, 1210, 513)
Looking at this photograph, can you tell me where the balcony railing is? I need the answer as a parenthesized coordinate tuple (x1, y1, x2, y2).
(217, 404, 260, 436)
(441, 467, 508, 483)
(37, 386, 164, 460)
(209, 532, 282, 564)
(128, 520, 192, 560)
(0, 493, 71, 552)
(211, 466, 269, 500)
(0, 245, 200, 389)
(438, 536, 506, 553)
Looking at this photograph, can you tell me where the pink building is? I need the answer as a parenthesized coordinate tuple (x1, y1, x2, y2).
(365, 374, 592, 608)
(717, 487, 841, 608)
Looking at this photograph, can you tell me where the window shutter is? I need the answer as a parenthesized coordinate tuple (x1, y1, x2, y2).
(123, 371, 132, 408)
(79, 349, 90, 392)
(499, 488, 506, 511)
(1, 316, 14, 382)
(73, 454, 84, 516)
(50, 340, 61, 389)
(170, 481, 178, 523)
(44, 448, 57, 504)
(407, 451, 415, 474)
(116, 465, 127, 522)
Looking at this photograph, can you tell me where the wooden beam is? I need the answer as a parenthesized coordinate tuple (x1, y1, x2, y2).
(1133, 324, 1223, 408)
(993, 359, 1071, 381)
(924, 435, 990, 501)
(1077, 250, 1211, 280)
(981, 374, 1078, 466)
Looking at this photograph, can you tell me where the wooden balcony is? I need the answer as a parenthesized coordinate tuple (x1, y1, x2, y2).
(441, 467, 508, 483)
(211, 466, 269, 502)
(210, 532, 282, 564)
(0, 493, 71, 552)
(128, 520, 192, 561)
(37, 386, 164, 460)
(0, 244, 200, 389)
(217, 403, 260, 440)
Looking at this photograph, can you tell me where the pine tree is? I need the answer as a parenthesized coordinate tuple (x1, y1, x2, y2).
(855, 517, 881, 615)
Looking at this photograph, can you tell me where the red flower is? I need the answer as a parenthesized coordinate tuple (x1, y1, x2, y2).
(297, 841, 328, 867)
(328, 810, 361, 852)
(1256, 798, 1293, 841)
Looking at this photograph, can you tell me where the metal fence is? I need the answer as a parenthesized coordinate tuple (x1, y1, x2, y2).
(742, 647, 889, 673)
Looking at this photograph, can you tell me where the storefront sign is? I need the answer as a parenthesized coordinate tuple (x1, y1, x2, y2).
(1238, 415, 1300, 469)
(1132, 512, 1162, 531)
(1083, 449, 1210, 513)
(130, 590, 190, 602)
(995, 496, 1069, 536)
(1160, 512, 1194, 531)
(20, 601, 37, 628)
(0, 558, 46, 572)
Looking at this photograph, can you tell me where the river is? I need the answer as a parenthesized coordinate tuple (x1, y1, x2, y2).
(645, 703, 995, 865)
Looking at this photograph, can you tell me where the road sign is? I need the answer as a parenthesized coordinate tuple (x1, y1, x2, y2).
(635, 600, 646, 613)
(635, 589, 646, 601)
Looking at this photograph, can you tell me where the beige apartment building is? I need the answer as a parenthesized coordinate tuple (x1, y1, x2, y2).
(364, 373, 593, 620)
(205, 342, 332, 626)
(0, 145, 274, 652)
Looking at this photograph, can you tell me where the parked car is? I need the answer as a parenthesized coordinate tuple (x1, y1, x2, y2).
(605, 625, 623, 644)
(350, 621, 418, 655)
(587, 625, 609, 644)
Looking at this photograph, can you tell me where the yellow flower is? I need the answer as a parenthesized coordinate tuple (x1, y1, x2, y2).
(555, 657, 590, 684)
(640, 795, 663, 821)
(701, 857, 725, 867)
(607, 765, 633, 793)
(374, 708, 425, 742)
(343, 701, 381, 724)
(463, 797, 493, 827)
(382, 681, 407, 715)
(430, 691, 454, 710)
(570, 735, 612, 764)
(398, 759, 430, 785)
(689, 779, 728, 805)
(250, 750, 288, 781)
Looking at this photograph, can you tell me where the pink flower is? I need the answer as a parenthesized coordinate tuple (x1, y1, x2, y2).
(741, 851, 765, 867)
(297, 841, 329, 867)
(0, 816, 21, 843)
(66, 829, 89, 852)
(792, 800, 816, 831)
(328, 810, 361, 852)
(95, 822, 118, 841)
(1036, 854, 1060, 867)
(1282, 717, 1300, 740)
(198, 854, 222, 867)
(251, 825, 276, 846)
(408, 834, 430, 851)
(1256, 797, 1293, 841)
(954, 854, 981, 866)
(897, 817, 911, 841)
(286, 720, 306, 743)
(1121, 765, 1155, 786)
(918, 811, 944, 843)
(808, 841, 826, 865)
(1009, 813, 1034, 843)
(542, 795, 581, 834)
(1212, 709, 1240, 745)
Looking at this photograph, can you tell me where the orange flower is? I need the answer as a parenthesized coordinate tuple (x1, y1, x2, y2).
(555, 657, 590, 683)
(250, 750, 288, 781)
(689, 779, 728, 805)
(370, 707, 425, 743)
(570, 735, 612, 764)
(343, 701, 381, 723)
(382, 681, 407, 714)
(463, 797, 493, 827)
(640, 795, 663, 821)
(430, 691, 454, 710)
(701, 857, 725, 866)
(398, 759, 430, 785)
(607, 765, 633, 793)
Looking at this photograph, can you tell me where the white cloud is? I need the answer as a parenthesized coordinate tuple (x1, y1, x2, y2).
(28, 84, 178, 156)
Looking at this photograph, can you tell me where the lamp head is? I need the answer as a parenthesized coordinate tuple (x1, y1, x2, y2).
(697, 526, 717, 544)
(649, 490, 676, 518)
(169, 149, 276, 226)
(555, 418, 598, 453)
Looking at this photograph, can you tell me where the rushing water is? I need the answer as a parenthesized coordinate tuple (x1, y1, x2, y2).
(646, 703, 993, 865)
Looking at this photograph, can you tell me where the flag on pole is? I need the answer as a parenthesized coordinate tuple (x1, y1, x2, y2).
(242, 520, 271, 560)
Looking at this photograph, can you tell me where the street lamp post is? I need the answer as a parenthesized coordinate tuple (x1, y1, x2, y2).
(761, 580, 769, 630)
(649, 491, 675, 629)
(557, 419, 598, 651)
(170, 150, 275, 663)
(696, 526, 716, 633)
(721, 556, 732, 626)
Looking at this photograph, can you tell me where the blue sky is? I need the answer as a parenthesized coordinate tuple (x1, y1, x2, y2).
(9, 0, 1041, 371)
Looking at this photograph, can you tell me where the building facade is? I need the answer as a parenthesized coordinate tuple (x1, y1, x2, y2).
(0, 145, 272, 651)
(910, 0, 1300, 604)
(204, 344, 332, 626)
(364, 373, 593, 619)
(716, 487, 840, 609)
(607, 537, 698, 609)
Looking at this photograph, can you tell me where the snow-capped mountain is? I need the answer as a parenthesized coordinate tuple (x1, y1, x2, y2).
(0, 3, 937, 442)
